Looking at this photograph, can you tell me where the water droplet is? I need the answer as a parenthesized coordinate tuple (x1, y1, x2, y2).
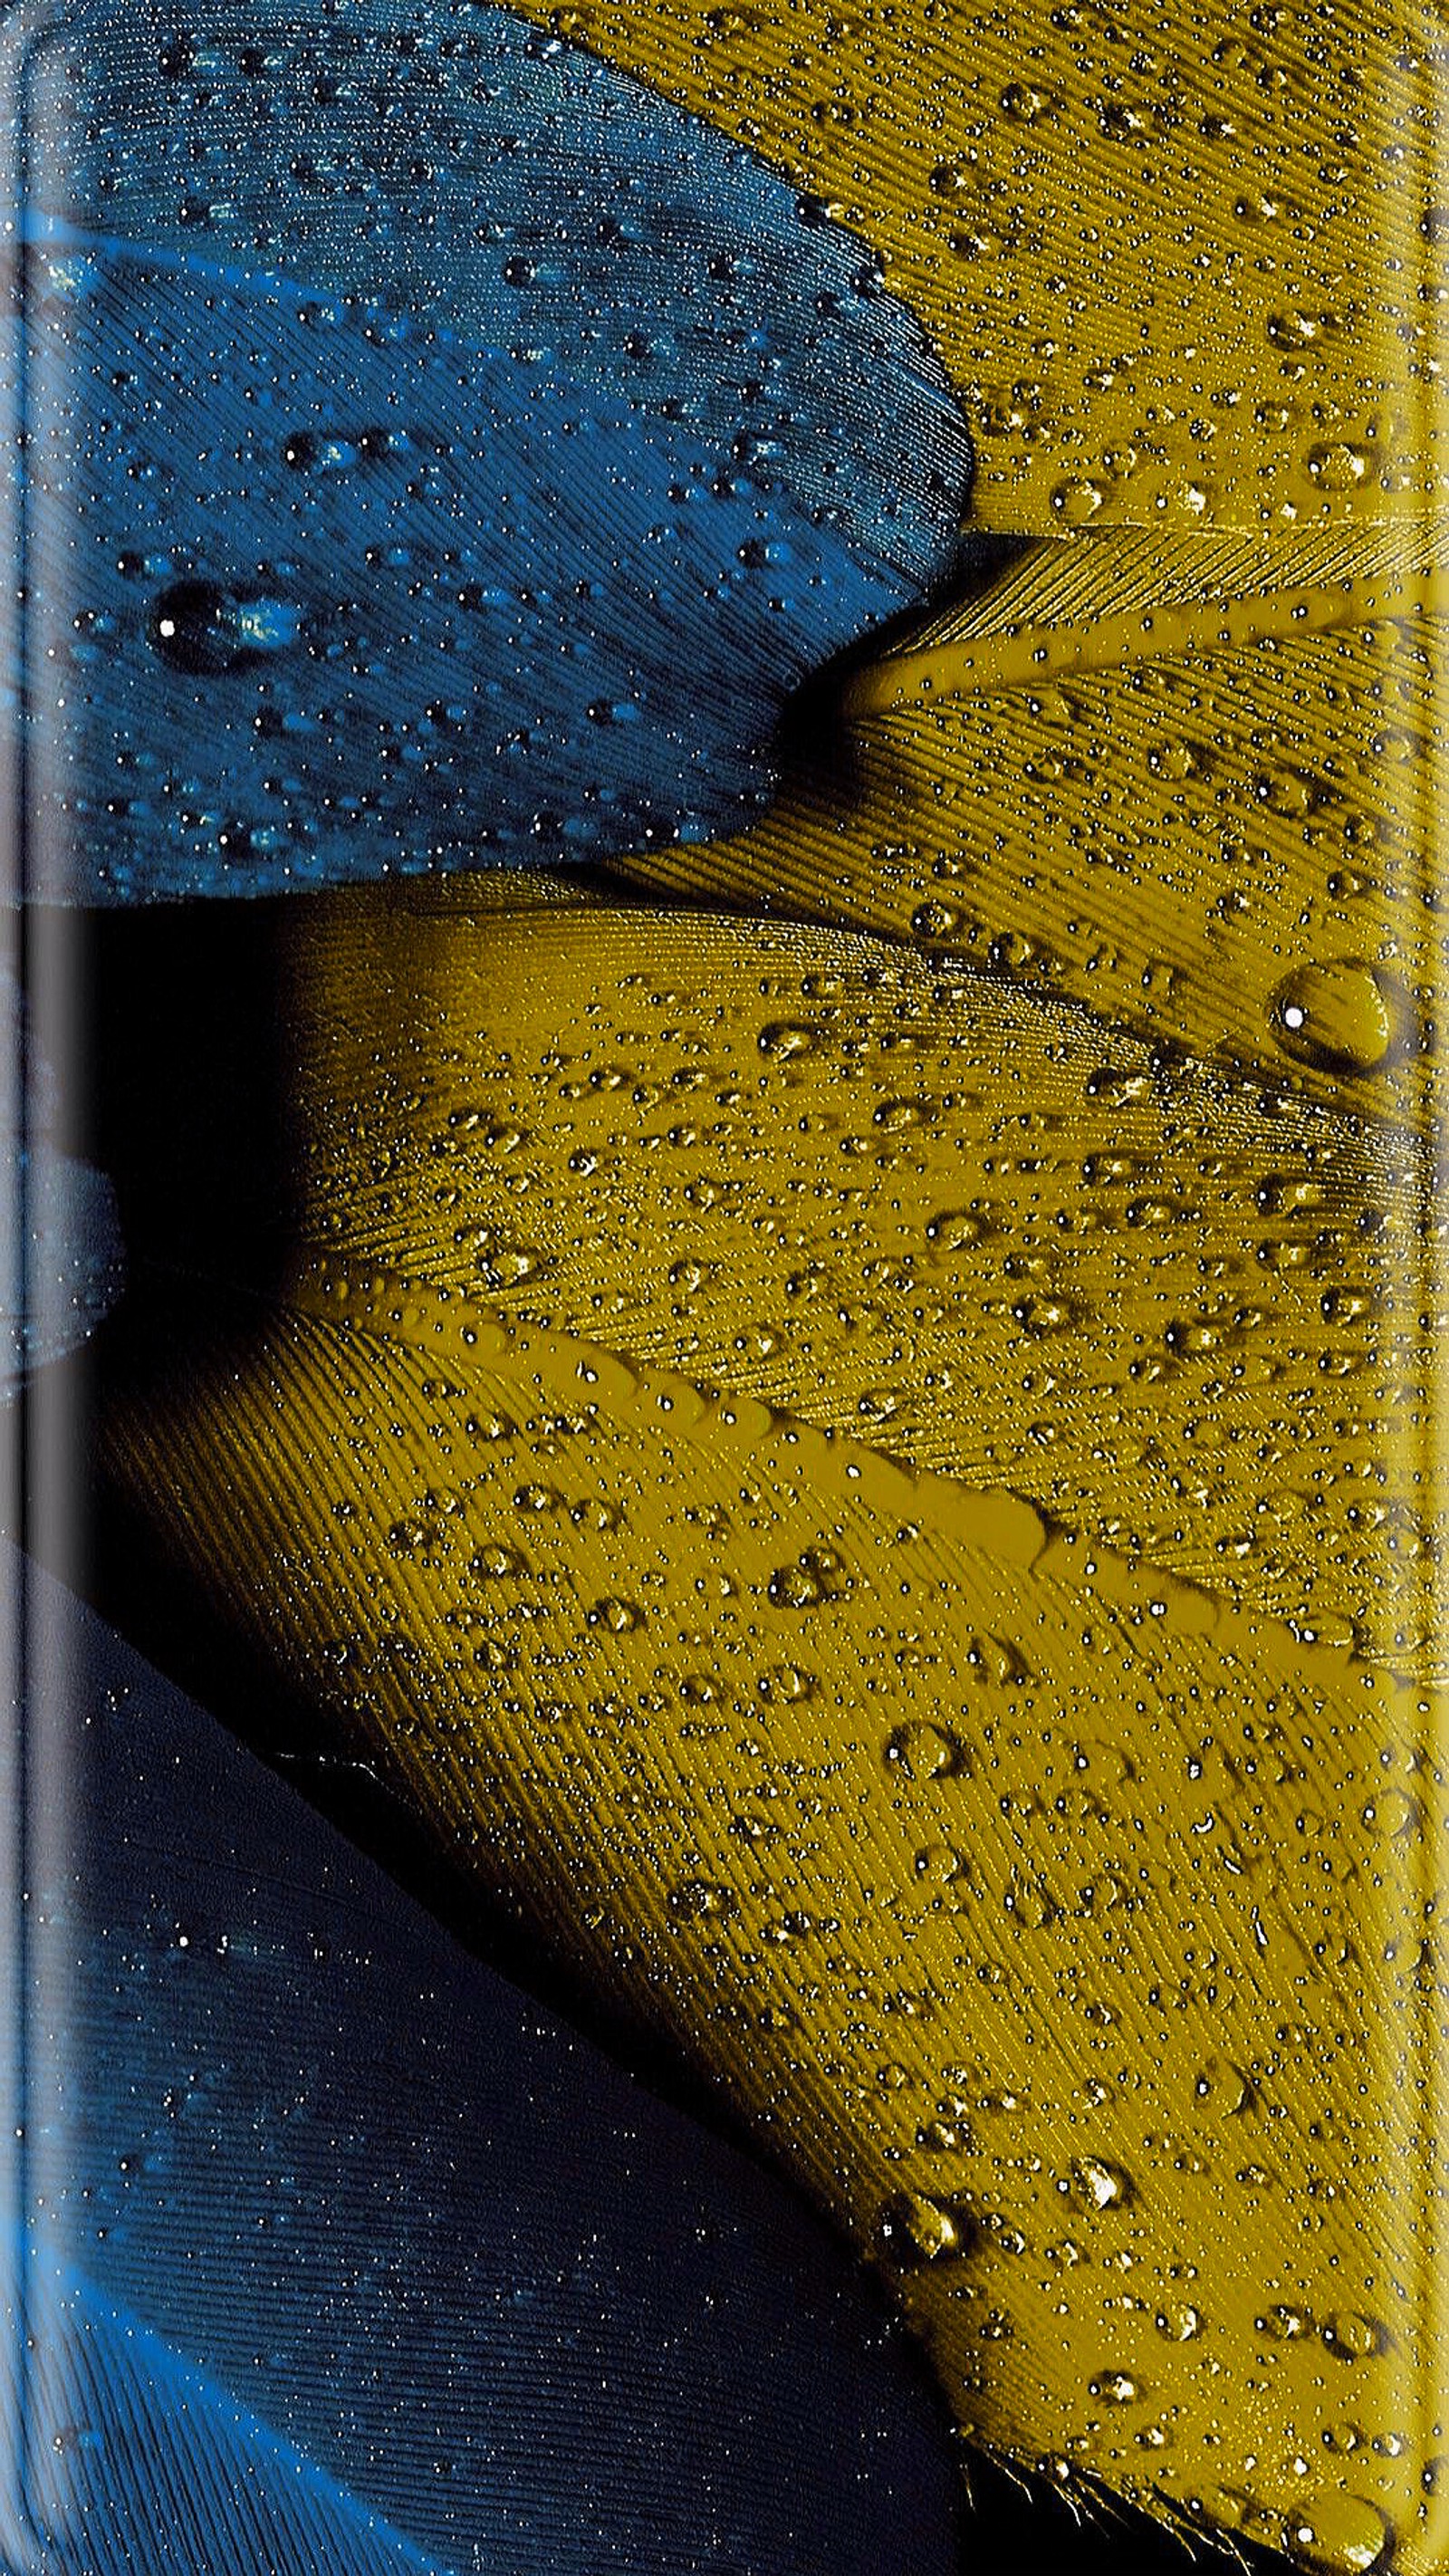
(1069, 2156, 1134, 2212)
(1234, 187, 1287, 224)
(1089, 2370, 1140, 2405)
(999, 80, 1055, 122)
(1259, 2302, 1314, 2341)
(1194, 2056, 1254, 2115)
(758, 1663, 815, 1703)
(1321, 2311, 1386, 2361)
(472, 1636, 515, 1675)
(1051, 477, 1108, 525)
(1155, 2302, 1204, 2341)
(885, 1722, 966, 1783)
(150, 578, 305, 676)
(668, 1878, 737, 1925)
(1003, 1870, 1057, 1928)
(913, 1841, 974, 1904)
(590, 1596, 644, 1634)
(1306, 441, 1373, 491)
(1289, 2497, 1393, 2572)
(768, 1550, 847, 1610)
(471, 1543, 527, 1577)
(926, 1208, 984, 1252)
(758, 1020, 824, 1060)
(910, 899, 962, 940)
(1269, 961, 1402, 1076)
(1268, 306, 1340, 351)
(917, 2116, 973, 2154)
(878, 2192, 974, 2263)
(50, 2421, 105, 2459)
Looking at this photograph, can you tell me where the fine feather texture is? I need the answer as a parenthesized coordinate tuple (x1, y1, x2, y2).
(14, 2272, 449, 2575)
(9, 0, 976, 903)
(4, 1547, 966, 2576)
(523, 0, 1448, 537)
(87, 1237, 1447, 2574)
(224, 882, 1437, 1671)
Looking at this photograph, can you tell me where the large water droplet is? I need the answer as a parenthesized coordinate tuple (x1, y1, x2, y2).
(1258, 2302, 1313, 2341)
(1305, 441, 1373, 491)
(1269, 962, 1402, 1076)
(150, 579, 306, 676)
(1289, 2496, 1394, 2573)
(1051, 477, 1108, 525)
(1193, 2056, 1253, 2115)
(758, 1020, 824, 1060)
(999, 80, 1055, 123)
(767, 1549, 848, 1610)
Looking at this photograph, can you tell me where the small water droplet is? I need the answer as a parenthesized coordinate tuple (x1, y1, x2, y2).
(590, 1596, 644, 1634)
(1069, 2156, 1134, 2212)
(668, 1879, 737, 1925)
(1155, 2302, 1204, 2342)
(1321, 2311, 1386, 2361)
(1089, 2370, 1141, 2405)
(1051, 477, 1108, 525)
(885, 1723, 966, 1783)
(878, 2192, 974, 2263)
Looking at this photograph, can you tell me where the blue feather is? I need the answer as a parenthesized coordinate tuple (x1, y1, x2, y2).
(11, 2269, 452, 2575)
(1, 1548, 964, 2573)
(11, 1, 974, 902)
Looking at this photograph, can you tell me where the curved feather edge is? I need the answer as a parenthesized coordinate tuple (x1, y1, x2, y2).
(0, 1547, 966, 2576)
(6, 0, 975, 901)
(6, 2263, 453, 2576)
(86, 1254, 1449, 2575)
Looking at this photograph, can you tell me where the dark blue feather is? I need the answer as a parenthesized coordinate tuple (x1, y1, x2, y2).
(11, 2, 974, 902)
(1, 1548, 964, 2572)
(12, 2269, 450, 2574)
